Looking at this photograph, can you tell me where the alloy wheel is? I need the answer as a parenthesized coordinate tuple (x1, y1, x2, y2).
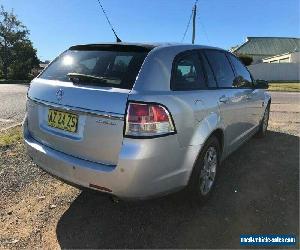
(263, 106, 270, 133)
(199, 146, 217, 195)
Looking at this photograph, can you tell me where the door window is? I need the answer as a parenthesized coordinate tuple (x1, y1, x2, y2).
(227, 53, 253, 88)
(204, 50, 235, 88)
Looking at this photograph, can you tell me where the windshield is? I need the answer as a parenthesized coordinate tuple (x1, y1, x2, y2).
(39, 49, 148, 89)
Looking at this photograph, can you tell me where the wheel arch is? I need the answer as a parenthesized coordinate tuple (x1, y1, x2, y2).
(210, 128, 224, 157)
(187, 127, 225, 185)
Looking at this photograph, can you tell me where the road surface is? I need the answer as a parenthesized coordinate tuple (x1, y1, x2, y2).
(269, 91, 300, 135)
(0, 84, 28, 130)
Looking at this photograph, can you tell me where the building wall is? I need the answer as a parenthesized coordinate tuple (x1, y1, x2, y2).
(291, 52, 300, 63)
(262, 52, 300, 63)
(248, 63, 300, 81)
(240, 54, 269, 64)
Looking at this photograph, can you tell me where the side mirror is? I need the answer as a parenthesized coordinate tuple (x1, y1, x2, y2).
(254, 80, 269, 89)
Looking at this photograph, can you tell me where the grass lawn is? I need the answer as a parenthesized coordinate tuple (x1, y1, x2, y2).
(268, 83, 300, 92)
(0, 126, 22, 147)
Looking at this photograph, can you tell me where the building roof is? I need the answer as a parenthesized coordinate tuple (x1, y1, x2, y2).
(232, 37, 300, 56)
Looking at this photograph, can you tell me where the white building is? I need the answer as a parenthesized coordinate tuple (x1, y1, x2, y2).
(262, 51, 300, 63)
(231, 37, 300, 64)
(232, 37, 300, 81)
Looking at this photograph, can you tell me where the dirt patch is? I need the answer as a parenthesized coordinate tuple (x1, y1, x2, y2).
(0, 141, 80, 248)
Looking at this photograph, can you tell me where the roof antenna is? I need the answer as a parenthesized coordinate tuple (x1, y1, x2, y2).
(96, 0, 122, 42)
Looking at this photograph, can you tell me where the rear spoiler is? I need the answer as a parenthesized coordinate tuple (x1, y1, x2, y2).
(69, 44, 155, 52)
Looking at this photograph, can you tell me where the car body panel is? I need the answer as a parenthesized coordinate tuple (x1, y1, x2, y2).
(24, 120, 201, 199)
(218, 88, 253, 149)
(28, 78, 130, 115)
(27, 79, 129, 165)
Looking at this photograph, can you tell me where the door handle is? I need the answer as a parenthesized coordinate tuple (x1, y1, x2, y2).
(194, 99, 204, 105)
(219, 95, 229, 103)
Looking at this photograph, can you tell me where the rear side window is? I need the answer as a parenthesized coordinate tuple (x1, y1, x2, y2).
(39, 49, 148, 89)
(172, 53, 206, 91)
(204, 50, 235, 88)
(227, 53, 253, 88)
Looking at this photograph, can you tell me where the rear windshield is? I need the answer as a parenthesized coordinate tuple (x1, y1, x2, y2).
(39, 49, 148, 89)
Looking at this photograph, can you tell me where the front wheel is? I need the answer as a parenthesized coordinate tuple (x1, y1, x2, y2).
(256, 104, 270, 138)
(188, 136, 220, 203)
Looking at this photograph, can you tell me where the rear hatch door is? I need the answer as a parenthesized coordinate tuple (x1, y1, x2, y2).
(27, 45, 150, 165)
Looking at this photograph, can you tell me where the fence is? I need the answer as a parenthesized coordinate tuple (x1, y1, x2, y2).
(247, 63, 300, 81)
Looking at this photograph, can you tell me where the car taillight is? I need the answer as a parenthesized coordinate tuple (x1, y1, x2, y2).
(125, 102, 176, 137)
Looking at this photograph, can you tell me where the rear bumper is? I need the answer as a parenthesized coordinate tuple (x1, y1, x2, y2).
(24, 121, 201, 199)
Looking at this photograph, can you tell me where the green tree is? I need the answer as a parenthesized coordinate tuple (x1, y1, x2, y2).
(235, 53, 253, 66)
(0, 5, 39, 80)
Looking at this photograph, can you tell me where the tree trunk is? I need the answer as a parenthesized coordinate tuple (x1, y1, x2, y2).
(3, 39, 8, 79)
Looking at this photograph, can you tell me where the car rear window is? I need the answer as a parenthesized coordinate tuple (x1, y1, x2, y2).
(39, 48, 149, 89)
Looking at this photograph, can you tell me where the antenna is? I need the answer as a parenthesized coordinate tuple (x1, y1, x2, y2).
(96, 0, 122, 42)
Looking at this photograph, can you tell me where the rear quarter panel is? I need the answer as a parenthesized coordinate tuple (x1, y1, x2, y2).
(128, 90, 224, 149)
(131, 45, 227, 161)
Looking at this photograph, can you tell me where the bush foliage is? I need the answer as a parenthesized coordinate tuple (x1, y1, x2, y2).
(235, 53, 253, 66)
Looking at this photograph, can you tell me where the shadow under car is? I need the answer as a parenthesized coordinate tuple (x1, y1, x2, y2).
(56, 131, 299, 249)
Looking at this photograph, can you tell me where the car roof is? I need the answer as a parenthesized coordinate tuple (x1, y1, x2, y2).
(68, 42, 227, 92)
(69, 42, 223, 52)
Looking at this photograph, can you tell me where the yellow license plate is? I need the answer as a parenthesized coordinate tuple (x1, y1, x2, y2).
(48, 109, 78, 133)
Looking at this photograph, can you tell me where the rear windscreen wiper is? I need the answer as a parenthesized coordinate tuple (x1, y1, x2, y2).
(67, 73, 108, 85)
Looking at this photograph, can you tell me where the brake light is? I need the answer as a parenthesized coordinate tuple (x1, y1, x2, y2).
(125, 102, 176, 137)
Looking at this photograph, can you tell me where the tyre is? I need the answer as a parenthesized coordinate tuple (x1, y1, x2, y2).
(256, 103, 270, 138)
(188, 136, 220, 203)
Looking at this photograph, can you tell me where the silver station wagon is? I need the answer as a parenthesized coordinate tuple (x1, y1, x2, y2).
(24, 43, 271, 202)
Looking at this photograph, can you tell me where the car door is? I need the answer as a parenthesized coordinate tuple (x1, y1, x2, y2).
(203, 49, 250, 154)
(227, 53, 263, 129)
(169, 51, 214, 146)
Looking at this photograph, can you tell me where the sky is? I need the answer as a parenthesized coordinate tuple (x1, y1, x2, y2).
(1, 0, 299, 61)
